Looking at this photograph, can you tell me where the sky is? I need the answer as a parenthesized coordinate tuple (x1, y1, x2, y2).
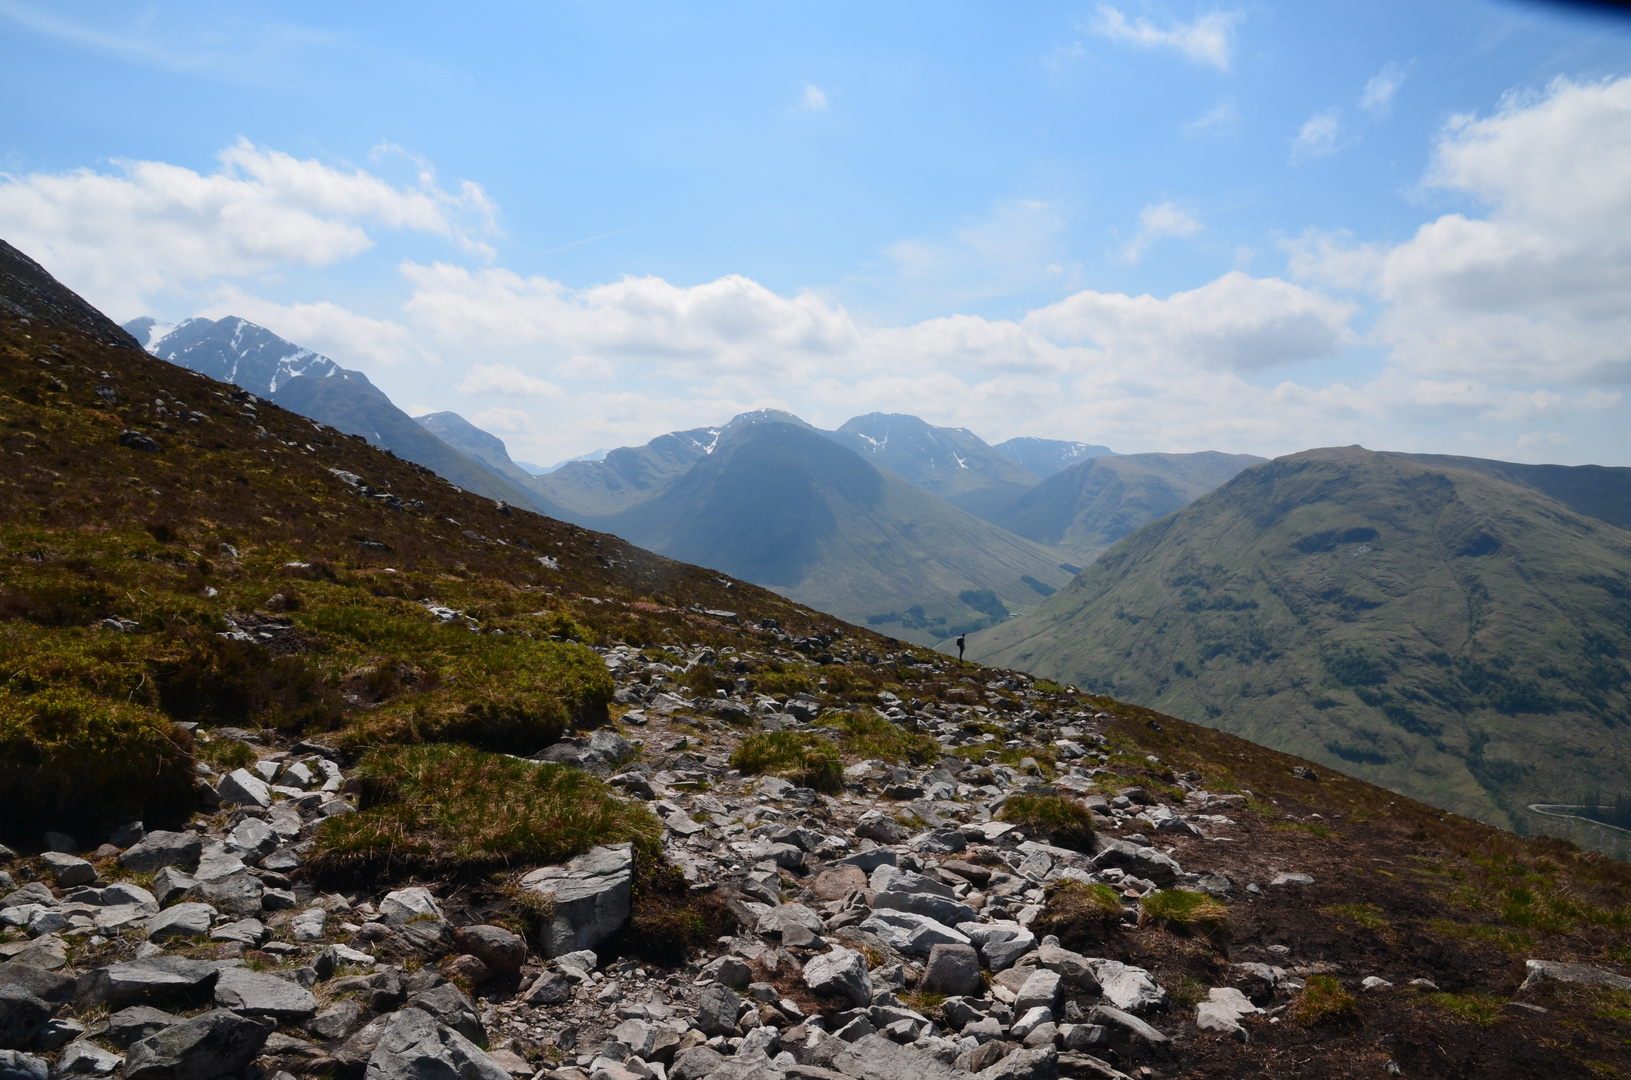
(3, 1, 1631, 468)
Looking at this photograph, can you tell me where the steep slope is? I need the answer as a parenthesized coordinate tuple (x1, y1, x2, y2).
(128, 316, 562, 517)
(992, 435, 1115, 477)
(415, 410, 541, 488)
(533, 410, 810, 517)
(991, 451, 1266, 561)
(2, 239, 141, 347)
(589, 418, 1075, 645)
(974, 446, 1631, 850)
(825, 413, 1041, 519)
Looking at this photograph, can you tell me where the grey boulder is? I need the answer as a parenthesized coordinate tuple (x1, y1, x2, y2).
(362, 1007, 508, 1080)
(0, 985, 50, 1049)
(669, 1046, 724, 1080)
(144, 904, 216, 943)
(832, 1033, 966, 1080)
(0, 1051, 46, 1080)
(519, 843, 633, 957)
(74, 958, 218, 1011)
(407, 983, 485, 1045)
(920, 944, 982, 997)
(216, 769, 272, 809)
(120, 833, 202, 874)
(802, 946, 873, 1007)
(124, 1009, 271, 1080)
(39, 854, 95, 889)
(693, 983, 742, 1037)
(212, 968, 318, 1022)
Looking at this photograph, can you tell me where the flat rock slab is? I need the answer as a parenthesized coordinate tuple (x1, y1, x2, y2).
(75, 958, 219, 1011)
(363, 1006, 508, 1080)
(213, 968, 319, 1021)
(832, 1033, 966, 1080)
(1521, 960, 1631, 992)
(520, 843, 633, 958)
(145, 903, 217, 942)
(125, 1008, 270, 1080)
(120, 832, 202, 874)
(1090, 960, 1166, 1013)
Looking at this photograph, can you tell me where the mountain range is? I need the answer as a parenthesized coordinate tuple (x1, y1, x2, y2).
(974, 445, 1631, 847)
(125, 315, 1257, 644)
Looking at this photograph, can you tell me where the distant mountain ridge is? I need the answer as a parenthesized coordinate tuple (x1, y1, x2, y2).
(583, 418, 1076, 644)
(126, 315, 562, 518)
(824, 413, 1042, 519)
(993, 436, 1115, 477)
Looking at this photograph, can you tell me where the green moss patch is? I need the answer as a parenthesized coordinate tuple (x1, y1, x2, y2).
(307, 743, 661, 883)
(729, 731, 842, 792)
(818, 710, 940, 764)
(0, 687, 195, 844)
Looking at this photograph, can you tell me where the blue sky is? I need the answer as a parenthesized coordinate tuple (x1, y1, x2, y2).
(3, 1, 1630, 467)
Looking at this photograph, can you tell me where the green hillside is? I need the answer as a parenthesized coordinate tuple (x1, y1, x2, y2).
(990, 450, 1264, 560)
(594, 418, 1075, 646)
(974, 446, 1631, 853)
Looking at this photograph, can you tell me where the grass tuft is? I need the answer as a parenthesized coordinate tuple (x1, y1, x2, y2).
(997, 794, 1097, 851)
(308, 743, 661, 883)
(729, 731, 842, 792)
(1429, 992, 1505, 1027)
(1032, 879, 1127, 950)
(818, 710, 940, 764)
(1295, 974, 1356, 1024)
(1325, 903, 1389, 930)
(1139, 888, 1231, 945)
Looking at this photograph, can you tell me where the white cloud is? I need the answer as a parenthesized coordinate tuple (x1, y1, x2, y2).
(1291, 109, 1343, 162)
(456, 364, 564, 399)
(1026, 271, 1354, 372)
(1091, 5, 1242, 71)
(0, 139, 495, 319)
(882, 200, 1079, 303)
(471, 407, 535, 433)
(1361, 62, 1408, 116)
(1184, 97, 1240, 135)
(1120, 202, 1203, 263)
(1290, 76, 1631, 386)
(802, 84, 828, 111)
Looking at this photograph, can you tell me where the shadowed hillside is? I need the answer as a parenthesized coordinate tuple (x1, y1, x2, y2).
(991, 451, 1265, 560)
(591, 419, 1075, 645)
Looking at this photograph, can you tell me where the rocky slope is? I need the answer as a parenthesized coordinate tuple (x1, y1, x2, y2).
(2, 247, 1631, 1080)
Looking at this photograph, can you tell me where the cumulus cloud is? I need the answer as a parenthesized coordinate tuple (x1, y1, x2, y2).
(402, 263, 860, 376)
(1291, 109, 1343, 162)
(1091, 5, 1242, 70)
(802, 85, 828, 111)
(1291, 75, 1631, 386)
(0, 139, 495, 318)
(1361, 62, 1408, 116)
(456, 364, 564, 399)
(1119, 202, 1203, 263)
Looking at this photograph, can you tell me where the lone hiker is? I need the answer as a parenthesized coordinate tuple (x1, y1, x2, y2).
(957, 634, 966, 661)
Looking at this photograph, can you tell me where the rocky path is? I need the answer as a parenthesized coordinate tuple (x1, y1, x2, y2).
(2, 637, 1628, 1080)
